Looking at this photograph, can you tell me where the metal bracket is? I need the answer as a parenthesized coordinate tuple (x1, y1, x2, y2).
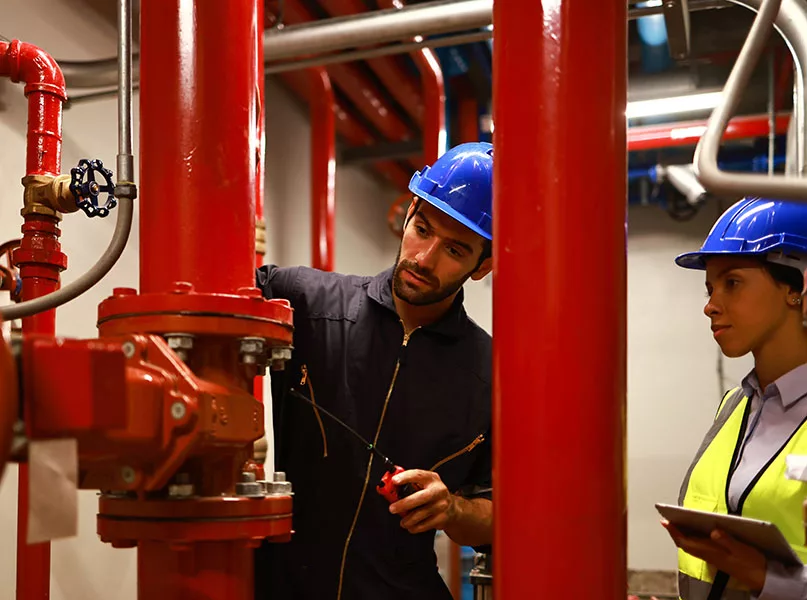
(663, 0, 692, 60)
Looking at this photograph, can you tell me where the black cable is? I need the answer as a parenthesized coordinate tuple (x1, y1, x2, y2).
(286, 387, 394, 469)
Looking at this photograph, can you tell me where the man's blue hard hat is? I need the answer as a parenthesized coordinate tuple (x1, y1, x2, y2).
(408, 142, 493, 241)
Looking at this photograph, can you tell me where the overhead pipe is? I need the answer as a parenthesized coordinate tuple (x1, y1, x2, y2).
(628, 112, 791, 150)
(277, 70, 411, 189)
(309, 68, 336, 272)
(493, 2, 627, 599)
(318, 0, 425, 128)
(728, 0, 807, 176)
(636, 2, 673, 73)
(658, 164, 709, 205)
(695, 0, 807, 198)
(281, 1, 415, 155)
(59, 0, 743, 91)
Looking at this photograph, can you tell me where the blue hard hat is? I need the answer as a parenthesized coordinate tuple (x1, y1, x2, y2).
(675, 197, 807, 271)
(408, 142, 493, 240)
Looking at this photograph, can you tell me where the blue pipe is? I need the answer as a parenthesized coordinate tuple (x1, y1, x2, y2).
(628, 166, 659, 183)
(636, 2, 672, 73)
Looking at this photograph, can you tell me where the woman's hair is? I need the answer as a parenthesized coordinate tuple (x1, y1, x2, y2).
(762, 260, 804, 294)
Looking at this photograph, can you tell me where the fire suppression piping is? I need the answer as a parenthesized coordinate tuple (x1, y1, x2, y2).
(627, 112, 791, 150)
(0, 37, 70, 600)
(411, 47, 446, 165)
(493, 1, 627, 598)
(309, 68, 336, 272)
(320, 0, 425, 127)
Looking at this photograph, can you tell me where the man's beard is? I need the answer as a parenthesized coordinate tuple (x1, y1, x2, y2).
(392, 250, 469, 306)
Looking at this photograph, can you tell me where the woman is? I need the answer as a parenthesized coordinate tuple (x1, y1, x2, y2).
(666, 197, 807, 600)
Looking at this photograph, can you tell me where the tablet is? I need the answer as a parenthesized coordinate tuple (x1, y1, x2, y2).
(655, 503, 802, 567)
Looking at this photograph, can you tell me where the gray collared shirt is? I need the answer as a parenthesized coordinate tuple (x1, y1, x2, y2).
(727, 362, 807, 599)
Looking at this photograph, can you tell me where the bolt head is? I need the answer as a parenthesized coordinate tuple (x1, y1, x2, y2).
(120, 466, 136, 484)
(239, 338, 266, 354)
(166, 334, 194, 350)
(121, 341, 136, 359)
(171, 281, 194, 294)
(170, 401, 187, 420)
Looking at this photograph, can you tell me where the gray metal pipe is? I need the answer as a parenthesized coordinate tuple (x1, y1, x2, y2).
(117, 0, 134, 184)
(62, 0, 492, 89)
(729, 0, 807, 175)
(659, 164, 708, 205)
(264, 0, 491, 62)
(695, 0, 807, 200)
(58, 0, 741, 91)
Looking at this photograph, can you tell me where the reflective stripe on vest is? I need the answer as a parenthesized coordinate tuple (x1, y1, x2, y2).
(677, 387, 807, 600)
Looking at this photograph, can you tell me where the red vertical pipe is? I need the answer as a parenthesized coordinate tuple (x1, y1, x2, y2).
(138, 541, 254, 598)
(254, 0, 266, 403)
(0, 39, 67, 600)
(309, 68, 336, 272)
(493, 1, 627, 599)
(412, 48, 445, 165)
(139, 0, 259, 295)
(458, 94, 479, 145)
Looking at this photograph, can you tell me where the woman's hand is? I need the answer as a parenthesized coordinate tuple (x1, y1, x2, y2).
(661, 519, 767, 592)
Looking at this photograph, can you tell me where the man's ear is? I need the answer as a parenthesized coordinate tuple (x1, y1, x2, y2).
(471, 257, 493, 281)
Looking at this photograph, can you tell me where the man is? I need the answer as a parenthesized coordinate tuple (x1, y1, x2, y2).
(254, 142, 494, 600)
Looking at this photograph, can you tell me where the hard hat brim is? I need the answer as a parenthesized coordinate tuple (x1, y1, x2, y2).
(410, 190, 493, 241)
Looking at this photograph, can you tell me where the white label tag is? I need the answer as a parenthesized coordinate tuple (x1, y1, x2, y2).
(27, 439, 78, 544)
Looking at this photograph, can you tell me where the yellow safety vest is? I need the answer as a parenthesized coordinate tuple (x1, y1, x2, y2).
(678, 388, 807, 600)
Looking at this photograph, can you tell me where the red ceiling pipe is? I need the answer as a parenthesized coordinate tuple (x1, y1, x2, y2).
(320, 0, 425, 126)
(309, 68, 336, 272)
(282, 1, 415, 145)
(372, 0, 445, 164)
(628, 113, 791, 151)
(0, 38, 69, 600)
(278, 70, 411, 189)
(493, 1, 627, 599)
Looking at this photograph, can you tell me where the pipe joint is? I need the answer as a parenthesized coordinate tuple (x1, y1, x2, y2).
(20, 174, 75, 219)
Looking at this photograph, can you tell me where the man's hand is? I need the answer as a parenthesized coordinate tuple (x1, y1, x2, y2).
(388, 469, 455, 534)
(661, 519, 767, 592)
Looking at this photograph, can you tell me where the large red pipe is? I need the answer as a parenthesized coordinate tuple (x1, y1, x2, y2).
(0, 39, 68, 600)
(628, 113, 791, 151)
(139, 0, 258, 295)
(309, 68, 336, 272)
(493, 2, 627, 599)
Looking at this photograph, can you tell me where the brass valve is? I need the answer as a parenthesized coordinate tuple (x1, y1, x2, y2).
(21, 174, 76, 219)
